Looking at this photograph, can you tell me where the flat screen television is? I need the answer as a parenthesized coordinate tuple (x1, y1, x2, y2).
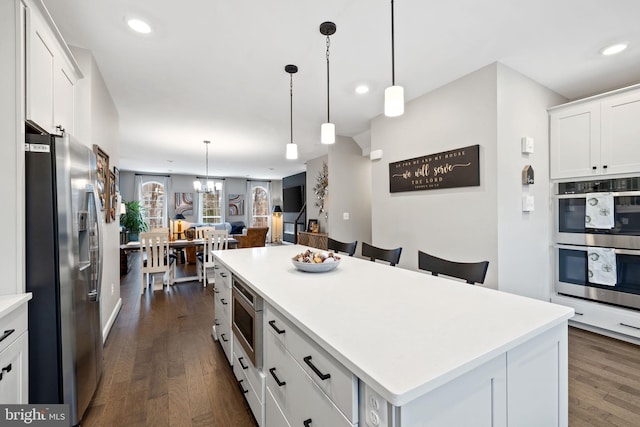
(283, 185, 303, 212)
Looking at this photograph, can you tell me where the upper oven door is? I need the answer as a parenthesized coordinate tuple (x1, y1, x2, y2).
(555, 190, 640, 248)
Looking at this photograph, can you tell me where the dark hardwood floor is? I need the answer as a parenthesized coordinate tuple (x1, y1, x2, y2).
(82, 253, 256, 427)
(86, 253, 640, 426)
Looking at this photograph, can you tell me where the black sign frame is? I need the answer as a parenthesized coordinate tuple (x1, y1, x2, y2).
(389, 145, 480, 193)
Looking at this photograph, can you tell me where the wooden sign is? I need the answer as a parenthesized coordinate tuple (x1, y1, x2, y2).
(389, 145, 480, 193)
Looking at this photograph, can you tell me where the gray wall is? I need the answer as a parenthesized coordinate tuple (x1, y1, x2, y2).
(328, 136, 372, 249)
(72, 47, 121, 339)
(370, 62, 565, 299)
(496, 63, 566, 299)
(371, 63, 499, 285)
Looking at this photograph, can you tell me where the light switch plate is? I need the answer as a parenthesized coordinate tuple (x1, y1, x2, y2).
(343, 212, 350, 220)
(522, 194, 535, 212)
(521, 137, 534, 154)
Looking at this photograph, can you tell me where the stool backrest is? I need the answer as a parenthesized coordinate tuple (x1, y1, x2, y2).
(362, 242, 402, 266)
(418, 251, 489, 284)
(328, 238, 357, 256)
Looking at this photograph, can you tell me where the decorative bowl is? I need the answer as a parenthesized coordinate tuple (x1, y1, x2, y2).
(292, 258, 341, 273)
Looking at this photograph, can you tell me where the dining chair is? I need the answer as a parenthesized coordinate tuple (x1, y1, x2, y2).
(195, 226, 215, 239)
(234, 227, 269, 248)
(139, 231, 175, 294)
(197, 229, 228, 287)
(328, 238, 358, 257)
(418, 251, 489, 284)
(361, 242, 402, 266)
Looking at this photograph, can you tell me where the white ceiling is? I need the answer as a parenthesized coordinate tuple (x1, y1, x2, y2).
(43, 0, 640, 180)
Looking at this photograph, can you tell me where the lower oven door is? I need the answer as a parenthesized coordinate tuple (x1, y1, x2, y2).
(556, 244, 640, 310)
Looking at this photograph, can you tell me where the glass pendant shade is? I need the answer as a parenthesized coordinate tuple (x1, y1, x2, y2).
(384, 85, 404, 117)
(286, 143, 298, 159)
(193, 180, 202, 191)
(321, 122, 335, 145)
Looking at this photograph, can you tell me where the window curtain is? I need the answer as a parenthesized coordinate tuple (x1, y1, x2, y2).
(246, 180, 272, 241)
(134, 175, 171, 227)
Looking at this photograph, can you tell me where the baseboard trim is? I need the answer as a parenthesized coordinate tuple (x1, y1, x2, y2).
(103, 298, 122, 344)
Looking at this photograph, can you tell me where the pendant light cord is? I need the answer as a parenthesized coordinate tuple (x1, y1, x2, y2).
(290, 73, 294, 144)
(391, 0, 396, 86)
(326, 35, 331, 122)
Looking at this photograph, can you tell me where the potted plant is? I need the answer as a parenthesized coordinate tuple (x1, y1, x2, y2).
(120, 200, 148, 241)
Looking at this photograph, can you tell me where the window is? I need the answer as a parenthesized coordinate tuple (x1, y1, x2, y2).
(141, 181, 165, 229)
(251, 185, 269, 227)
(201, 182, 223, 224)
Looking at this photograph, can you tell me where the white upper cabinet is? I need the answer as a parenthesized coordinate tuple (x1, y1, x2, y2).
(25, 0, 81, 135)
(550, 85, 640, 179)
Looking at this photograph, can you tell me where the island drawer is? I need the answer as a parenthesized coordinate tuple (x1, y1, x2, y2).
(213, 263, 231, 289)
(232, 351, 265, 426)
(217, 315, 233, 365)
(0, 304, 27, 355)
(265, 305, 358, 423)
(265, 331, 354, 427)
(214, 285, 231, 322)
(266, 387, 292, 427)
(233, 332, 265, 398)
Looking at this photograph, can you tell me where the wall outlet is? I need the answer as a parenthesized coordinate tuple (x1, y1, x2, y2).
(343, 212, 350, 220)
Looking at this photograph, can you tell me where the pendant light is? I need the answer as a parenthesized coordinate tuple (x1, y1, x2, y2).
(285, 64, 299, 160)
(384, 0, 404, 117)
(193, 140, 214, 192)
(320, 21, 336, 144)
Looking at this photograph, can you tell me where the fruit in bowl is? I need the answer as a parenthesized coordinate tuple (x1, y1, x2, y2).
(292, 250, 341, 273)
(293, 249, 340, 264)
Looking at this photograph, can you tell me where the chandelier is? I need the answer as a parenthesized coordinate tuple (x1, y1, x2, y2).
(193, 140, 217, 193)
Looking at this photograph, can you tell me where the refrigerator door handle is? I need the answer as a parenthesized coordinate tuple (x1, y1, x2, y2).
(87, 185, 103, 300)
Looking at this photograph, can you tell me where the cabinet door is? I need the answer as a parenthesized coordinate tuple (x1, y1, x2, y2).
(601, 90, 640, 176)
(26, 11, 55, 133)
(0, 332, 28, 404)
(53, 58, 75, 135)
(550, 104, 601, 179)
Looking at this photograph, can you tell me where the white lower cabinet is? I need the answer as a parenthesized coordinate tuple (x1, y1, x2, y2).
(266, 387, 291, 427)
(232, 342, 265, 426)
(265, 331, 354, 427)
(213, 266, 233, 364)
(0, 299, 30, 403)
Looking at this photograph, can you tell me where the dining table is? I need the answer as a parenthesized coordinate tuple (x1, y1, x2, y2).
(120, 237, 239, 283)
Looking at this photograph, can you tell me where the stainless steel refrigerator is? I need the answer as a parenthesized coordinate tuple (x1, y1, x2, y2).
(25, 133, 104, 426)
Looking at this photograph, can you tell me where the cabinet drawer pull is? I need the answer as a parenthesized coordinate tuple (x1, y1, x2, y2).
(221, 333, 229, 342)
(214, 319, 220, 326)
(620, 322, 640, 331)
(592, 166, 597, 170)
(574, 312, 584, 316)
(603, 165, 608, 169)
(238, 357, 248, 370)
(0, 329, 15, 344)
(221, 298, 228, 305)
(2, 364, 11, 373)
(220, 272, 227, 278)
(214, 289, 220, 294)
(214, 265, 220, 269)
(269, 320, 285, 334)
(303, 356, 331, 380)
(238, 379, 248, 394)
(303, 419, 312, 427)
(269, 367, 287, 387)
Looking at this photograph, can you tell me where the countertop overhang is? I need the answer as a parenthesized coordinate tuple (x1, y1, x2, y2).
(214, 245, 573, 406)
(0, 293, 32, 318)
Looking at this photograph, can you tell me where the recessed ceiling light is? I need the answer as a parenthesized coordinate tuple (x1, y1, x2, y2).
(600, 43, 628, 56)
(127, 18, 152, 34)
(355, 85, 369, 95)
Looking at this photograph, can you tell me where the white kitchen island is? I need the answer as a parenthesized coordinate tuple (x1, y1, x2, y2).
(213, 245, 573, 427)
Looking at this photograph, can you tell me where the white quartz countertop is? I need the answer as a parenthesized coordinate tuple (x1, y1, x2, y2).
(0, 293, 32, 318)
(214, 245, 573, 406)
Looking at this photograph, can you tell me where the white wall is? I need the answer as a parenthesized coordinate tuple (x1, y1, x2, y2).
(328, 136, 372, 248)
(371, 64, 499, 286)
(496, 64, 566, 299)
(306, 155, 328, 233)
(72, 47, 121, 341)
(0, 0, 23, 295)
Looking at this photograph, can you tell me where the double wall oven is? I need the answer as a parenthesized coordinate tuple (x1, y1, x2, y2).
(555, 177, 640, 310)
